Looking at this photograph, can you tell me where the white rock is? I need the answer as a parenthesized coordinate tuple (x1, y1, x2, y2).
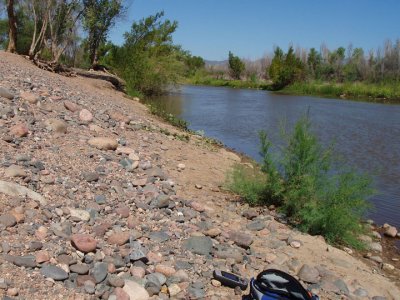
(0, 180, 47, 205)
(69, 208, 90, 222)
(123, 280, 149, 300)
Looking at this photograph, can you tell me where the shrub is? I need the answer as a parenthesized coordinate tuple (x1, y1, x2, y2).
(227, 114, 373, 247)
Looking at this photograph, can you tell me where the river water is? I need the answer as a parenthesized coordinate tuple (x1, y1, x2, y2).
(146, 85, 400, 228)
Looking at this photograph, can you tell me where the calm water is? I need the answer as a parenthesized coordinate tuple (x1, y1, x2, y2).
(147, 85, 400, 228)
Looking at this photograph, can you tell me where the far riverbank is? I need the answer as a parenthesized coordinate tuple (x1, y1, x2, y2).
(184, 77, 400, 103)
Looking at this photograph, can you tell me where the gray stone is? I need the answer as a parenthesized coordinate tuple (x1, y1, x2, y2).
(333, 279, 349, 295)
(70, 264, 90, 275)
(188, 285, 205, 299)
(368, 242, 383, 252)
(184, 236, 213, 256)
(69, 208, 90, 222)
(41, 265, 69, 281)
(84, 280, 96, 294)
(214, 249, 244, 263)
(129, 240, 147, 262)
(246, 220, 265, 231)
(229, 231, 253, 248)
(107, 274, 125, 287)
(14, 255, 37, 268)
(150, 194, 170, 209)
(0, 87, 15, 99)
(0, 180, 47, 205)
(95, 195, 106, 204)
(29, 241, 43, 251)
(148, 231, 170, 243)
(0, 214, 17, 228)
(82, 172, 99, 182)
(354, 288, 369, 297)
(297, 264, 319, 284)
(175, 260, 192, 270)
(90, 262, 108, 283)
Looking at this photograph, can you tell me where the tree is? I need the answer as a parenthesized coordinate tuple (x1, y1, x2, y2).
(82, 0, 123, 67)
(48, 0, 82, 63)
(106, 11, 184, 95)
(6, 0, 17, 53)
(307, 48, 321, 78)
(228, 51, 245, 80)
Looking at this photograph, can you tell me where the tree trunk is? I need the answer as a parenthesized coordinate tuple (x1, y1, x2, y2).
(6, 0, 17, 53)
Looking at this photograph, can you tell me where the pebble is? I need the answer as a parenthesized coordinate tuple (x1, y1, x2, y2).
(88, 137, 118, 150)
(297, 264, 320, 283)
(0, 87, 15, 99)
(0, 214, 17, 228)
(41, 265, 69, 281)
(79, 109, 93, 122)
(64, 100, 79, 112)
(5, 165, 27, 177)
(228, 231, 254, 248)
(20, 91, 39, 104)
(71, 234, 97, 253)
(384, 226, 398, 238)
(90, 262, 108, 283)
(183, 236, 213, 256)
(10, 123, 29, 137)
(123, 280, 150, 300)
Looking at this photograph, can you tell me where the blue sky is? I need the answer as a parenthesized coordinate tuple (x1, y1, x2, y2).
(109, 0, 400, 61)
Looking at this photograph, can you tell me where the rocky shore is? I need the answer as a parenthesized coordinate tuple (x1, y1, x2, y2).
(0, 52, 399, 300)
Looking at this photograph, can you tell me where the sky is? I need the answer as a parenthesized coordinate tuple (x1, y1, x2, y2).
(109, 0, 400, 61)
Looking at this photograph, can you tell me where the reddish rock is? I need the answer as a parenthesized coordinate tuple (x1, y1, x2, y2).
(108, 231, 130, 245)
(127, 216, 138, 229)
(64, 101, 79, 112)
(147, 251, 163, 264)
(94, 222, 112, 237)
(36, 250, 51, 263)
(190, 201, 205, 212)
(108, 111, 131, 123)
(76, 275, 96, 287)
(10, 123, 29, 137)
(71, 234, 97, 253)
(79, 109, 93, 122)
(20, 91, 39, 104)
(115, 205, 130, 218)
(130, 266, 145, 278)
(155, 264, 176, 277)
(35, 226, 49, 240)
(114, 287, 130, 300)
(88, 137, 118, 150)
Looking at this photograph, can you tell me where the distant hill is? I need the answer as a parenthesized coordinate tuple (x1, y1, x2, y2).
(204, 59, 227, 66)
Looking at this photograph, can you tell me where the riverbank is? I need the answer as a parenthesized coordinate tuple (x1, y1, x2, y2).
(280, 81, 400, 103)
(0, 52, 399, 299)
(185, 76, 400, 103)
(184, 76, 271, 90)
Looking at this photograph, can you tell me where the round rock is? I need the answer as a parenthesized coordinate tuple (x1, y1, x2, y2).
(71, 234, 97, 253)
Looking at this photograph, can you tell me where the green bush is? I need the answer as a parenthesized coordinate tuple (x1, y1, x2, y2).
(227, 114, 373, 248)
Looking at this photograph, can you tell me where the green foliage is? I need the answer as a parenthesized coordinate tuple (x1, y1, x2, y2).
(227, 115, 373, 247)
(184, 54, 205, 76)
(82, 0, 123, 65)
(228, 51, 245, 80)
(269, 46, 305, 89)
(281, 81, 400, 102)
(105, 11, 185, 96)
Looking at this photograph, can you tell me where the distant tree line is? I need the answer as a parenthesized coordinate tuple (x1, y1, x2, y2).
(0, 1, 203, 95)
(205, 41, 400, 89)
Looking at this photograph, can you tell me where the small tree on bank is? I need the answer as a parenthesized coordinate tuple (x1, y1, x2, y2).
(228, 51, 245, 80)
(6, 0, 17, 53)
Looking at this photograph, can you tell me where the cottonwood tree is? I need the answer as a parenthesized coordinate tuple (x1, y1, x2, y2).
(228, 51, 245, 80)
(6, 0, 17, 52)
(48, 0, 82, 63)
(82, 0, 123, 67)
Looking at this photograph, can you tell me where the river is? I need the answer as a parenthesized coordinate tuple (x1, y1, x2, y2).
(146, 85, 400, 228)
